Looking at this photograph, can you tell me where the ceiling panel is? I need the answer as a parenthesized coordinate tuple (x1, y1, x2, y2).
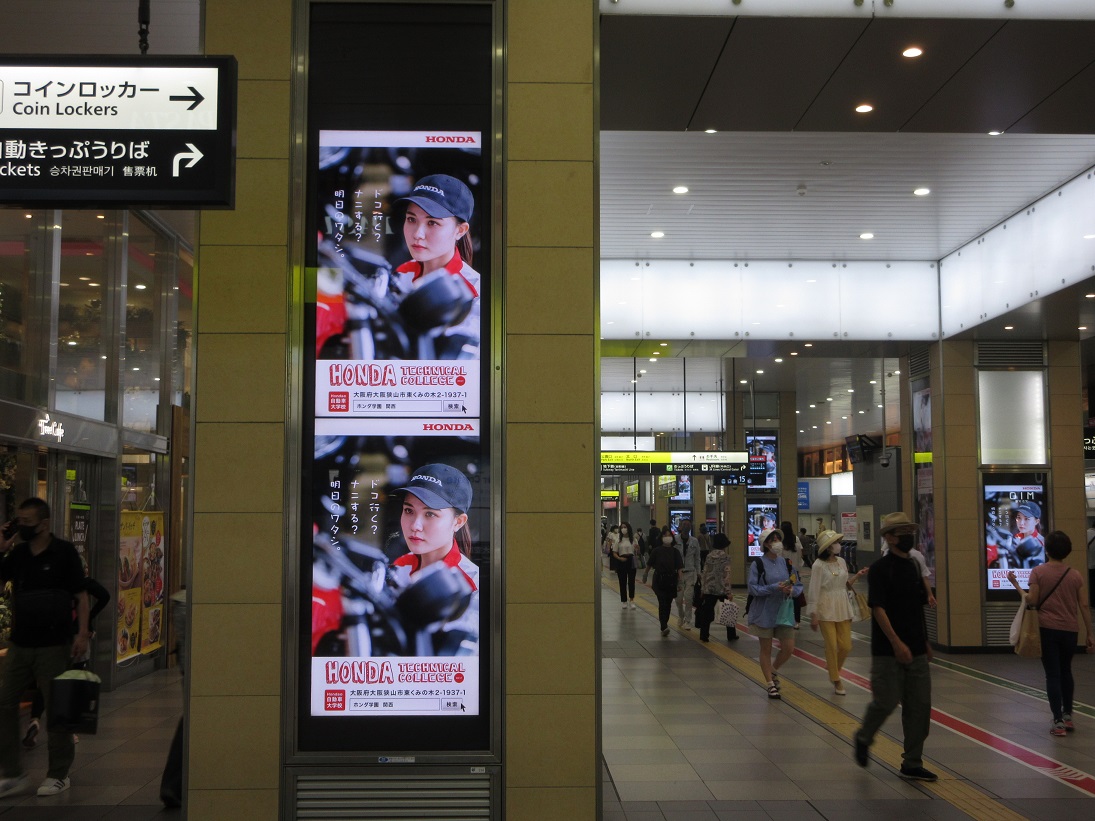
(691, 17, 868, 132)
(904, 20, 1095, 132)
(796, 18, 1002, 132)
(600, 15, 733, 131)
(600, 131, 1095, 261)
(1010, 61, 1095, 134)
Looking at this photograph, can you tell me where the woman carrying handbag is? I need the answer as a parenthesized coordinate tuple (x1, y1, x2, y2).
(1009, 531, 1095, 737)
(806, 530, 867, 695)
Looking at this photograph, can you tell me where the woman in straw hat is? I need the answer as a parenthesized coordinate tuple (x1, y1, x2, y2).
(807, 530, 867, 695)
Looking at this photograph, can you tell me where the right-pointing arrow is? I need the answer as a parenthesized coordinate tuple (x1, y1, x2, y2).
(172, 143, 204, 177)
(169, 86, 205, 110)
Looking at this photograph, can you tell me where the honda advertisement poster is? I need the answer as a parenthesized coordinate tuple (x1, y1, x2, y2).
(984, 475, 1047, 592)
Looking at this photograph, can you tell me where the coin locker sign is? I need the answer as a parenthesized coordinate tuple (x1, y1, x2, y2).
(0, 55, 236, 207)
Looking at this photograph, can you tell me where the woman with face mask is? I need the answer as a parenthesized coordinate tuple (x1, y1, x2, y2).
(807, 530, 867, 694)
(747, 527, 802, 698)
(646, 526, 684, 636)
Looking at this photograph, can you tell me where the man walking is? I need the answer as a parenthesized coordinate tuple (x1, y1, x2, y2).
(0, 498, 89, 798)
(674, 519, 701, 629)
(854, 511, 936, 782)
(646, 530, 683, 636)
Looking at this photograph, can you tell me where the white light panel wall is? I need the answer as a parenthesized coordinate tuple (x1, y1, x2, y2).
(601, 391, 723, 433)
(978, 370, 1047, 465)
(601, 260, 939, 341)
(601, 435, 656, 451)
(600, 0, 1095, 19)
(941, 169, 1095, 337)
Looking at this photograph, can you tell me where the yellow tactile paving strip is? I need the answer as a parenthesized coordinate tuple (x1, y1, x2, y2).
(607, 575, 1028, 821)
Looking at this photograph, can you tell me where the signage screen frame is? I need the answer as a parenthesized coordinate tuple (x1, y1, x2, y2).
(746, 501, 779, 558)
(745, 432, 778, 491)
(983, 471, 1049, 600)
(291, 1, 500, 761)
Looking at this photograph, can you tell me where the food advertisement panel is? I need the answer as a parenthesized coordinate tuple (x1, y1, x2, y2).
(117, 511, 165, 661)
(984, 475, 1047, 593)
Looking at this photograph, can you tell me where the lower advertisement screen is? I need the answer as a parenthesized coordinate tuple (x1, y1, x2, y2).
(984, 474, 1047, 593)
(746, 502, 778, 558)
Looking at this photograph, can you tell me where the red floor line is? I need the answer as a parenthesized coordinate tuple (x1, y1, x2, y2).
(731, 624, 1095, 798)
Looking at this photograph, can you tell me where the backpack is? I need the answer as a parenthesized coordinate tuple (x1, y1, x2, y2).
(744, 557, 794, 614)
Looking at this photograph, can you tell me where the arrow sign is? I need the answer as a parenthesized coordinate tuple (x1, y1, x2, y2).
(173, 143, 204, 176)
(169, 86, 205, 110)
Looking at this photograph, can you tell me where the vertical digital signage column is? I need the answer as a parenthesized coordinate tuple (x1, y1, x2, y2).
(298, 2, 495, 755)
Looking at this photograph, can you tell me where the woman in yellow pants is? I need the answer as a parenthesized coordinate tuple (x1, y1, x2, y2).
(807, 530, 867, 695)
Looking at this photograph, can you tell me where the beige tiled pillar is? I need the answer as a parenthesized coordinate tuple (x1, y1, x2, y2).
(189, 0, 291, 816)
(504, 2, 598, 818)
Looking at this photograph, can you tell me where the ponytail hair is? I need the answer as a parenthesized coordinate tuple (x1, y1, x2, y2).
(456, 521, 473, 557)
(456, 231, 474, 268)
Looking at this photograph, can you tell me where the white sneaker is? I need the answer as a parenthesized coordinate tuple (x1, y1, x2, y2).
(630, 601, 636, 609)
(622, 602, 628, 610)
(0, 773, 29, 799)
(36, 777, 70, 797)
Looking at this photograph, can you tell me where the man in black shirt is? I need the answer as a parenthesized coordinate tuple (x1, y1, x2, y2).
(854, 511, 936, 782)
(0, 498, 89, 798)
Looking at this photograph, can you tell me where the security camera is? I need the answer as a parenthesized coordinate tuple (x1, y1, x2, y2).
(879, 451, 891, 468)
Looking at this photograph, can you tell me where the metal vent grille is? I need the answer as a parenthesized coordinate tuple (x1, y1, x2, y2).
(907, 347, 931, 378)
(975, 341, 1045, 369)
(294, 771, 493, 820)
(924, 604, 937, 644)
(985, 605, 1015, 647)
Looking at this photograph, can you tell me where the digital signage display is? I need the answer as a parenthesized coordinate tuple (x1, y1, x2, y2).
(299, 2, 494, 755)
(984, 474, 1047, 593)
(746, 502, 779, 558)
(746, 433, 777, 491)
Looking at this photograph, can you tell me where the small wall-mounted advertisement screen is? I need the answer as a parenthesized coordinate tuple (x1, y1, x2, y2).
(984, 474, 1047, 595)
(746, 501, 778, 557)
(746, 433, 777, 490)
(670, 474, 692, 502)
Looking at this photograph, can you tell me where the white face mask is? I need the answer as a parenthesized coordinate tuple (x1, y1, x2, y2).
(769, 543, 784, 556)
(662, 536, 673, 546)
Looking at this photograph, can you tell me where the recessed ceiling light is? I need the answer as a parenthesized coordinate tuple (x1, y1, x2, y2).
(24, 214, 32, 219)
(869, 380, 877, 384)
(790, 352, 798, 356)
(877, 404, 884, 408)
(639, 369, 647, 374)
(826, 421, 832, 425)
(659, 342, 668, 346)
(809, 404, 816, 409)
(903, 46, 923, 58)
(1004, 326, 1014, 330)
(740, 379, 748, 384)
(860, 232, 875, 240)
(705, 129, 717, 134)
(66, 340, 77, 346)
(96, 215, 105, 220)
(88, 282, 100, 287)
(913, 187, 931, 196)
(893, 370, 900, 375)
(826, 397, 833, 402)
(804, 343, 813, 347)
(855, 104, 874, 113)
(78, 276, 90, 281)
(774, 358, 783, 363)
(812, 425, 818, 429)
(649, 358, 657, 362)
(847, 388, 855, 393)
(756, 369, 764, 375)
(795, 410, 800, 414)
(800, 430, 805, 434)
(841, 416, 848, 420)
(652, 351, 660, 356)
(988, 131, 1003, 136)
(650, 231, 665, 238)
(1080, 326, 1088, 331)
(1087, 294, 1095, 299)
(672, 186, 689, 194)
(858, 410, 865, 414)
(135, 284, 147, 290)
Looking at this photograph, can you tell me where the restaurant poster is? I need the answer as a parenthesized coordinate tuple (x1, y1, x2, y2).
(308, 130, 487, 720)
(117, 511, 165, 661)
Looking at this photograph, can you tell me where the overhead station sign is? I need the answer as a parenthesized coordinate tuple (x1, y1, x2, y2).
(601, 451, 749, 481)
(0, 55, 236, 207)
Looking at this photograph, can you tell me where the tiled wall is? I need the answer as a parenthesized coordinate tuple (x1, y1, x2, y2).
(190, 0, 599, 818)
(504, 1, 598, 818)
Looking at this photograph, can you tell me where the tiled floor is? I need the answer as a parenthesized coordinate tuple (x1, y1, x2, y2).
(0, 668, 181, 819)
(601, 569, 1095, 821)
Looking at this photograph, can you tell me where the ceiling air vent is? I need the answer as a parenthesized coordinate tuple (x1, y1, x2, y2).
(975, 341, 1045, 369)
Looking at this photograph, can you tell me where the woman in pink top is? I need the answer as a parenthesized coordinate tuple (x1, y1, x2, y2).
(1011, 531, 1094, 737)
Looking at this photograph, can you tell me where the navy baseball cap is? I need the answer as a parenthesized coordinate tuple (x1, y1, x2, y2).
(396, 463, 473, 514)
(1016, 501, 1041, 518)
(395, 174, 474, 223)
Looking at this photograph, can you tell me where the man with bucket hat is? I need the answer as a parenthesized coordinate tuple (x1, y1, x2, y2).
(853, 511, 936, 782)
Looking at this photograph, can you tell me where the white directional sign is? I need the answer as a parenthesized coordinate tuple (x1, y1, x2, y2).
(0, 65, 221, 130)
(0, 55, 236, 207)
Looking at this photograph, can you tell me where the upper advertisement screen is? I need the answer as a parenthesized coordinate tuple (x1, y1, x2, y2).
(746, 433, 777, 491)
(984, 475, 1047, 593)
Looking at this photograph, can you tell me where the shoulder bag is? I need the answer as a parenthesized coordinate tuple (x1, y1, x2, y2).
(714, 597, 740, 627)
(847, 588, 870, 622)
(1015, 567, 1070, 659)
